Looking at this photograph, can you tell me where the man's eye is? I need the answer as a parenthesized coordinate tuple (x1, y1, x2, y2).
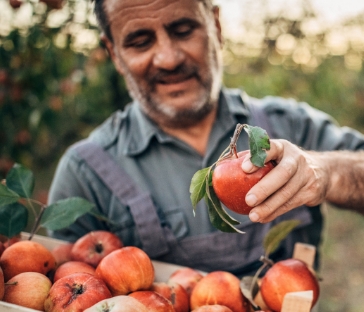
(173, 24, 194, 37)
(125, 36, 153, 49)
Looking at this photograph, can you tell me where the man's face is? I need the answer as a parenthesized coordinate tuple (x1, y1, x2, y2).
(103, 0, 223, 128)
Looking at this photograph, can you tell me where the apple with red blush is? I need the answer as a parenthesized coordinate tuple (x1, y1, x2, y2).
(129, 290, 175, 312)
(44, 272, 112, 312)
(191, 305, 234, 312)
(151, 281, 190, 312)
(53, 260, 95, 282)
(3, 272, 52, 311)
(168, 267, 204, 297)
(51, 242, 74, 267)
(71, 230, 123, 267)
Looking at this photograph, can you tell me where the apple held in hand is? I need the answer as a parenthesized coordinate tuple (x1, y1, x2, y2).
(260, 258, 320, 312)
(71, 230, 123, 268)
(44, 272, 112, 312)
(95, 246, 154, 296)
(212, 150, 274, 215)
(0, 240, 56, 281)
(3, 272, 52, 311)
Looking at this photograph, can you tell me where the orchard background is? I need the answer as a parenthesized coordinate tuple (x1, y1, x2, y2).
(1, 0, 364, 311)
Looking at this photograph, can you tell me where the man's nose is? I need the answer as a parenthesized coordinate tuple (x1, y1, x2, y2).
(153, 37, 185, 70)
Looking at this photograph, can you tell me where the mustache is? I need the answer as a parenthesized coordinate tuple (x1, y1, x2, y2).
(149, 64, 200, 84)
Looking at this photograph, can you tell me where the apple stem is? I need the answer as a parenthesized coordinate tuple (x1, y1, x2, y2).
(218, 123, 246, 162)
(28, 204, 47, 241)
(5, 281, 18, 286)
(259, 255, 275, 267)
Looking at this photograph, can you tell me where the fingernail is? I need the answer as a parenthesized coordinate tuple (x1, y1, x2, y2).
(242, 158, 254, 172)
(249, 211, 260, 222)
(245, 193, 257, 206)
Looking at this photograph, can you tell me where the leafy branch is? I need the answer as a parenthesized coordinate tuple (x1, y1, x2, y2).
(189, 123, 270, 233)
(0, 163, 104, 240)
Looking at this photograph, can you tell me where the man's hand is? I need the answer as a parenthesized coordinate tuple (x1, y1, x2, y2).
(241, 139, 331, 223)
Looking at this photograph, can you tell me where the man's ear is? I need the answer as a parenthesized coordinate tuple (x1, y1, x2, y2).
(100, 33, 125, 76)
(212, 5, 223, 46)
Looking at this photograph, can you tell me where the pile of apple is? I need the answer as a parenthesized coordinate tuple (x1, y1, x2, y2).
(0, 230, 319, 312)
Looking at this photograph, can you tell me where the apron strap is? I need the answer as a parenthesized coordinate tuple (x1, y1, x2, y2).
(73, 140, 170, 258)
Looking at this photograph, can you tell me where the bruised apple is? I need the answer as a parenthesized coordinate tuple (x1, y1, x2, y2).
(129, 290, 175, 312)
(84, 295, 148, 312)
(260, 258, 320, 312)
(53, 261, 96, 282)
(0, 240, 56, 281)
(3, 272, 52, 311)
(168, 267, 204, 297)
(71, 230, 123, 267)
(191, 305, 234, 312)
(212, 151, 274, 215)
(190, 271, 249, 312)
(44, 272, 112, 312)
(151, 281, 190, 312)
(95, 246, 154, 296)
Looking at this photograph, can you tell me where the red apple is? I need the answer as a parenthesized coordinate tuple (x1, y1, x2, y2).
(168, 267, 204, 297)
(3, 235, 21, 248)
(71, 230, 123, 267)
(53, 261, 96, 282)
(95, 246, 154, 296)
(0, 241, 4, 257)
(0, 240, 56, 282)
(51, 242, 74, 267)
(84, 295, 149, 312)
(151, 281, 190, 312)
(190, 271, 249, 312)
(260, 258, 320, 312)
(0, 266, 4, 300)
(212, 150, 274, 215)
(191, 305, 234, 312)
(129, 290, 175, 312)
(3, 272, 52, 310)
(44, 272, 112, 312)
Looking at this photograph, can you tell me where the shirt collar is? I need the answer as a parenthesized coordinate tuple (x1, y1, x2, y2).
(122, 88, 250, 156)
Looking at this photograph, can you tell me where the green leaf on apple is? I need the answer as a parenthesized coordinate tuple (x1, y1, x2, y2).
(40, 197, 95, 231)
(5, 163, 35, 198)
(190, 167, 210, 208)
(243, 125, 270, 167)
(263, 219, 301, 256)
(0, 202, 29, 238)
(0, 183, 20, 207)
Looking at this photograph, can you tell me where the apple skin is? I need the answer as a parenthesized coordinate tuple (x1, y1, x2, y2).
(191, 305, 234, 312)
(151, 281, 190, 312)
(0, 240, 56, 282)
(51, 243, 74, 267)
(71, 230, 123, 268)
(260, 258, 320, 312)
(53, 260, 96, 282)
(3, 272, 52, 310)
(212, 150, 274, 215)
(84, 295, 148, 312)
(0, 266, 4, 300)
(190, 271, 249, 312)
(95, 246, 154, 296)
(0, 241, 5, 257)
(129, 290, 175, 312)
(44, 272, 112, 312)
(167, 267, 204, 297)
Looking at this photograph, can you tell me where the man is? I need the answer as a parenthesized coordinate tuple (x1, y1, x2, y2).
(48, 0, 364, 276)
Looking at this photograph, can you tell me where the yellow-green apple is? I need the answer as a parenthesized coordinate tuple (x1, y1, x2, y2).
(260, 258, 320, 312)
(3, 272, 52, 310)
(71, 230, 123, 267)
(167, 267, 204, 297)
(129, 290, 175, 312)
(95, 246, 154, 296)
(84, 295, 149, 312)
(191, 305, 234, 312)
(190, 271, 249, 312)
(0, 240, 56, 281)
(51, 243, 74, 267)
(44, 272, 112, 312)
(151, 281, 190, 312)
(53, 261, 95, 282)
(0, 266, 4, 300)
